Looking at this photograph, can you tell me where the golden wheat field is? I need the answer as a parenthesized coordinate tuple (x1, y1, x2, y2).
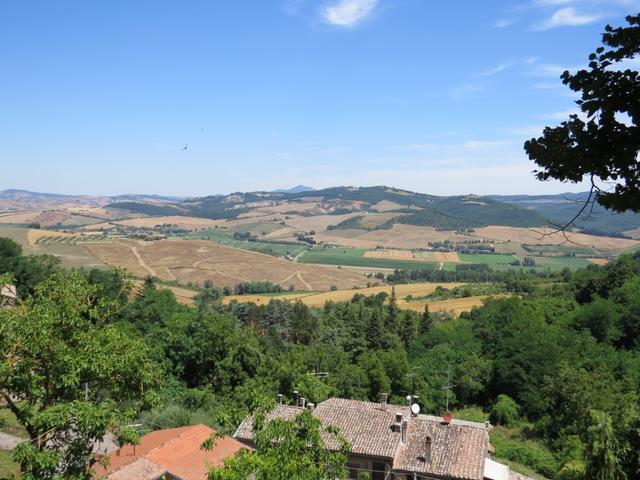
(587, 258, 610, 266)
(224, 282, 465, 306)
(0, 211, 43, 224)
(84, 239, 368, 290)
(223, 283, 499, 316)
(83, 215, 224, 231)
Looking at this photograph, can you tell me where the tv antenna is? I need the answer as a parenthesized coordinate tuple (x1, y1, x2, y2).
(405, 372, 418, 395)
(441, 366, 456, 412)
(308, 359, 328, 379)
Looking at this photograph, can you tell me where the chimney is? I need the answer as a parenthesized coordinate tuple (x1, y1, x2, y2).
(443, 411, 452, 425)
(380, 393, 388, 411)
(277, 394, 283, 405)
(308, 402, 315, 409)
(405, 395, 412, 406)
(300, 397, 306, 408)
(293, 390, 299, 406)
(425, 436, 432, 462)
(401, 420, 408, 443)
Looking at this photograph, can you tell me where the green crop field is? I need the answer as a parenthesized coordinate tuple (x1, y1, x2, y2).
(458, 253, 591, 271)
(458, 253, 518, 269)
(299, 248, 438, 270)
(530, 256, 591, 270)
(522, 243, 599, 256)
(188, 228, 308, 257)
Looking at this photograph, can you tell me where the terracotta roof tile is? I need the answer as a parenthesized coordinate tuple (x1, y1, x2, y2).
(234, 398, 489, 480)
(394, 416, 488, 480)
(94, 424, 247, 480)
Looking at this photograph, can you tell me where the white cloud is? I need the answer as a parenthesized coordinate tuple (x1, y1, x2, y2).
(527, 62, 581, 77)
(493, 19, 514, 28)
(322, 0, 378, 27)
(476, 62, 514, 77)
(533, 7, 603, 30)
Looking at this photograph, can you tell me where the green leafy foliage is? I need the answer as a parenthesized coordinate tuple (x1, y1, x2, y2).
(0, 271, 161, 479)
(208, 410, 350, 480)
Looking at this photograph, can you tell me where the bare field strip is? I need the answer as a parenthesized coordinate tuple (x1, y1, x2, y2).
(85, 215, 225, 230)
(587, 258, 609, 266)
(314, 225, 472, 249)
(474, 226, 638, 252)
(315, 223, 639, 253)
(398, 294, 509, 315)
(85, 239, 368, 291)
(27, 229, 72, 245)
(358, 212, 402, 229)
(363, 250, 415, 260)
(363, 250, 461, 263)
(0, 211, 42, 224)
(257, 201, 323, 214)
(623, 228, 640, 240)
(224, 282, 467, 308)
(283, 213, 361, 233)
(372, 200, 404, 212)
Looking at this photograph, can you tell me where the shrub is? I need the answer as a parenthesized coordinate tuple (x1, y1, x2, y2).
(490, 394, 519, 427)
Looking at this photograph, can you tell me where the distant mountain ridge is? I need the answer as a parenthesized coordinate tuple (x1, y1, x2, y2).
(2, 187, 639, 236)
(272, 185, 315, 194)
(488, 192, 640, 236)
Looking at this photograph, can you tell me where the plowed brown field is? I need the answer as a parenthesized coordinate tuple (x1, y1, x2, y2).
(84, 239, 368, 290)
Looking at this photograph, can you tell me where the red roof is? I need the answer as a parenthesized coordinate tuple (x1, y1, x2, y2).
(93, 424, 247, 480)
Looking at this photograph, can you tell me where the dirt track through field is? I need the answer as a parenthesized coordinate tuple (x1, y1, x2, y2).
(86, 239, 368, 290)
(128, 245, 158, 277)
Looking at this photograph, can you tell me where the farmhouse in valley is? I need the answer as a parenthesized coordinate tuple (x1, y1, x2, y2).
(235, 395, 527, 480)
(92, 424, 246, 480)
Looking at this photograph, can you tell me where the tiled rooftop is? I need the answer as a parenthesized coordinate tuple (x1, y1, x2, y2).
(235, 397, 490, 480)
(93, 424, 247, 480)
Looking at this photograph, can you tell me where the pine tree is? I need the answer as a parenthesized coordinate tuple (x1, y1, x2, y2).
(386, 286, 399, 332)
(401, 313, 415, 349)
(420, 305, 433, 334)
(366, 308, 383, 350)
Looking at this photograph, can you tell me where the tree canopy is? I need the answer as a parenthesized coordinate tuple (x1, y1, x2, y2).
(0, 271, 161, 480)
(524, 14, 640, 213)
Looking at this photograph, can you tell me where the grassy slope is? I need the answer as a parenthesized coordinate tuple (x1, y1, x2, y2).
(454, 407, 551, 480)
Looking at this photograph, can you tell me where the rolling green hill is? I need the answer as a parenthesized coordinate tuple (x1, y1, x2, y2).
(112, 186, 554, 231)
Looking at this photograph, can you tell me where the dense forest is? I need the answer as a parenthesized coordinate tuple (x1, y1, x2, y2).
(1, 236, 639, 479)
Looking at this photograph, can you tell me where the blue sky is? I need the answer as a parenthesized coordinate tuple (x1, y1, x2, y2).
(1, 0, 638, 196)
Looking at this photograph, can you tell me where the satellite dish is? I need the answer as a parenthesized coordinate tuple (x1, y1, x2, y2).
(411, 403, 420, 415)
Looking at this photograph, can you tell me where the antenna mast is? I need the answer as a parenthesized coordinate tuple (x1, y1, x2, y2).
(441, 366, 456, 411)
